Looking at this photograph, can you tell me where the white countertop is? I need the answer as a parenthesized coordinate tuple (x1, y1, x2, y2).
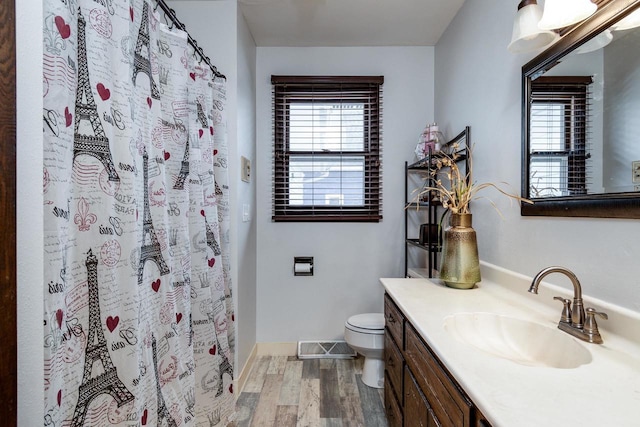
(381, 262, 640, 427)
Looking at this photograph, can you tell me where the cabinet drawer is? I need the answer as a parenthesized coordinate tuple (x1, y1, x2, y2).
(384, 372, 403, 427)
(406, 324, 472, 427)
(384, 293, 404, 349)
(384, 332, 403, 403)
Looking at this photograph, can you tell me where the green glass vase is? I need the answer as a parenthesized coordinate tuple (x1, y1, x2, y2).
(439, 213, 481, 289)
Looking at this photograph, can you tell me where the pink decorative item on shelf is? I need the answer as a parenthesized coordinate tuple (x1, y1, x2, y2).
(415, 122, 443, 160)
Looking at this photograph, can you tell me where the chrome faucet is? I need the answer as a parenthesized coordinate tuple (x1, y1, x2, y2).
(529, 266, 607, 344)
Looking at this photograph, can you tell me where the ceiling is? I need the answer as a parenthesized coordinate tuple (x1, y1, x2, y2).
(236, 0, 467, 47)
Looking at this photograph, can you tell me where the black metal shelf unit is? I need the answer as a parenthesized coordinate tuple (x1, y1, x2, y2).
(404, 126, 470, 278)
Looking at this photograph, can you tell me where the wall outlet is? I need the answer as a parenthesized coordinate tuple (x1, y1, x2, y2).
(633, 161, 640, 184)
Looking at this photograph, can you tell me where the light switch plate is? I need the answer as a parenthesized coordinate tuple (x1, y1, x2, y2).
(633, 161, 640, 183)
(241, 156, 251, 183)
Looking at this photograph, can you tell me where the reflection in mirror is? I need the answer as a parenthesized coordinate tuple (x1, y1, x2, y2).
(530, 26, 640, 197)
(522, 0, 640, 218)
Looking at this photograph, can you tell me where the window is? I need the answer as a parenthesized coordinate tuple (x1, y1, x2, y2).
(272, 76, 384, 222)
(530, 76, 592, 197)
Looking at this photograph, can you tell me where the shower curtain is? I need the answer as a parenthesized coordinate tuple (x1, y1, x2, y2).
(43, 1, 235, 425)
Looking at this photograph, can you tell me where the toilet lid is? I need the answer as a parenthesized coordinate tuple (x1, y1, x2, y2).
(346, 313, 385, 332)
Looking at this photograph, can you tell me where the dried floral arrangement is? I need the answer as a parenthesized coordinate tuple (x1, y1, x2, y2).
(414, 143, 532, 216)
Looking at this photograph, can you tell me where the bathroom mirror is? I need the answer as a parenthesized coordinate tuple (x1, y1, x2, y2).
(521, 0, 640, 218)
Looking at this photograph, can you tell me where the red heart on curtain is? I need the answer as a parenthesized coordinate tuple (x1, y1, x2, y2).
(200, 209, 205, 217)
(164, 151, 170, 161)
(64, 107, 72, 127)
(198, 129, 204, 138)
(176, 313, 183, 324)
(209, 126, 214, 135)
(147, 97, 152, 108)
(57, 389, 62, 406)
(106, 315, 119, 332)
(232, 313, 235, 322)
(189, 72, 196, 81)
(141, 409, 148, 425)
(54, 16, 71, 39)
(130, 7, 134, 22)
(213, 149, 218, 156)
(56, 309, 63, 329)
(209, 345, 216, 355)
(229, 384, 234, 394)
(152, 279, 161, 292)
(96, 83, 110, 101)
(208, 258, 215, 268)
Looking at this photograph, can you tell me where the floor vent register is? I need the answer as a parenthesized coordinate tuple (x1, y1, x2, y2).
(297, 340, 357, 359)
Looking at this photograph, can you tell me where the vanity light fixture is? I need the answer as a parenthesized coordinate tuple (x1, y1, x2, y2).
(573, 29, 613, 54)
(538, 0, 597, 30)
(612, 8, 640, 31)
(508, 0, 560, 53)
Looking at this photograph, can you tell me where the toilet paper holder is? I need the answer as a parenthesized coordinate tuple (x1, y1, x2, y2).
(294, 256, 314, 276)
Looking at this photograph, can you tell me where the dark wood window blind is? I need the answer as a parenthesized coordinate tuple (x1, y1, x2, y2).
(272, 75, 384, 222)
(530, 76, 592, 197)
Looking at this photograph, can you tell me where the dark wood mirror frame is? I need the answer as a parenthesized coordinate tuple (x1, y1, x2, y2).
(521, 0, 640, 218)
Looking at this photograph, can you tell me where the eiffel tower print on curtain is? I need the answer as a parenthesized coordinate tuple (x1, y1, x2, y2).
(138, 149, 170, 284)
(151, 335, 178, 427)
(196, 100, 208, 128)
(132, 1, 161, 100)
(72, 250, 134, 427)
(73, 10, 120, 182)
(173, 138, 189, 190)
(204, 214, 221, 256)
(213, 334, 233, 398)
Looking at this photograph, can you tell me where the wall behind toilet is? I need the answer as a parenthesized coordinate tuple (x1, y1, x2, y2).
(255, 46, 435, 342)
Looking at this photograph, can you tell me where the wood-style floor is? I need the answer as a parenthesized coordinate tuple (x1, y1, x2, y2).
(236, 356, 389, 427)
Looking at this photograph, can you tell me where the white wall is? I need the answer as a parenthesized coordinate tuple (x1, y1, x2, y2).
(435, 0, 640, 312)
(170, 0, 258, 374)
(16, 1, 44, 426)
(236, 8, 258, 371)
(255, 47, 434, 342)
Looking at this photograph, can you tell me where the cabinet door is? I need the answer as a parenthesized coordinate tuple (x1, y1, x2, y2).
(384, 372, 403, 427)
(475, 408, 492, 427)
(405, 324, 472, 427)
(384, 332, 403, 404)
(404, 366, 436, 427)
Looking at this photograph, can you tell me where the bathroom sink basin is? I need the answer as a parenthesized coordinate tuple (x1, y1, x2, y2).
(443, 312, 592, 369)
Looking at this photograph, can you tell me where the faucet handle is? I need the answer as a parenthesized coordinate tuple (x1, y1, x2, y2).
(553, 296, 572, 323)
(584, 307, 608, 344)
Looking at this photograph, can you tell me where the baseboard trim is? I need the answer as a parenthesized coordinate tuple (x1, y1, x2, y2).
(236, 344, 257, 395)
(236, 342, 298, 394)
(256, 342, 297, 356)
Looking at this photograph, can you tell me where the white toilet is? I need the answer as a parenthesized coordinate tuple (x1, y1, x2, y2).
(344, 313, 385, 388)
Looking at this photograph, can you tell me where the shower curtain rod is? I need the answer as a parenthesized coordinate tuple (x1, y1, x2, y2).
(153, 0, 226, 80)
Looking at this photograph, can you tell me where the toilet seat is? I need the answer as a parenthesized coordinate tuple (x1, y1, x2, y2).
(345, 313, 385, 335)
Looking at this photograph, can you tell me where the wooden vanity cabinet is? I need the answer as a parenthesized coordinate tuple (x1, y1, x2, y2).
(384, 293, 492, 427)
(384, 294, 405, 427)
